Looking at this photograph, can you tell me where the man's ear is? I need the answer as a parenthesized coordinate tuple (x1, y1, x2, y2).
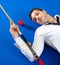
(42, 10, 46, 13)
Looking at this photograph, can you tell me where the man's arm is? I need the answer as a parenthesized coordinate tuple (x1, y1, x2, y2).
(9, 22, 35, 62)
(32, 28, 45, 57)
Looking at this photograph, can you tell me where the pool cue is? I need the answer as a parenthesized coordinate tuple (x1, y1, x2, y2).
(0, 5, 44, 65)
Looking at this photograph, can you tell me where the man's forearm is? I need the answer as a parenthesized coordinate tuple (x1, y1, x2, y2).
(14, 37, 35, 62)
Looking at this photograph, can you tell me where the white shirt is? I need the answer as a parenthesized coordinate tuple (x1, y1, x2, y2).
(33, 24, 60, 54)
(14, 15, 60, 62)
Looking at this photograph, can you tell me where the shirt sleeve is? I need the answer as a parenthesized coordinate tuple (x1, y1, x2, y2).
(32, 29, 45, 57)
(14, 37, 35, 62)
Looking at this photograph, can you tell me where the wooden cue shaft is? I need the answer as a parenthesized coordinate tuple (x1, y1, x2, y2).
(0, 5, 22, 35)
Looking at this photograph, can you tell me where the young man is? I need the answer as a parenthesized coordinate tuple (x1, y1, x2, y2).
(10, 8, 60, 62)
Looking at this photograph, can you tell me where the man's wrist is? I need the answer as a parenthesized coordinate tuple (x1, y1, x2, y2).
(14, 37, 19, 40)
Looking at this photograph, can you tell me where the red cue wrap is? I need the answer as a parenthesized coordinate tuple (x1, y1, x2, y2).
(38, 59, 44, 65)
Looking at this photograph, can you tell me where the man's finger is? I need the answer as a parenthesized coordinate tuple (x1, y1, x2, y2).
(10, 21, 13, 26)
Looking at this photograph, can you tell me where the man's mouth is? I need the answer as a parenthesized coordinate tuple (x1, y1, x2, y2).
(38, 18, 43, 22)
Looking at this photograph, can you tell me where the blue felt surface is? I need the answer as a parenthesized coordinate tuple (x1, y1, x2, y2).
(0, 0, 60, 65)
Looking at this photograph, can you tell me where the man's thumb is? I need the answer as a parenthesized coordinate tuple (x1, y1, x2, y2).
(10, 22, 13, 26)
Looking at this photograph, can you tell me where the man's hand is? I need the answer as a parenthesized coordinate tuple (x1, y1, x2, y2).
(10, 22, 19, 39)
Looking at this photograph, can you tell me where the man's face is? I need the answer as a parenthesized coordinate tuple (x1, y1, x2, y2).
(31, 10, 48, 24)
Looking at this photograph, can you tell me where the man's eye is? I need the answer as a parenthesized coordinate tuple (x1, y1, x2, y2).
(33, 17, 37, 21)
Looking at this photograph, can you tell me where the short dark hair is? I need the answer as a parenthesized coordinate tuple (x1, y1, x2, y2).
(29, 8, 43, 20)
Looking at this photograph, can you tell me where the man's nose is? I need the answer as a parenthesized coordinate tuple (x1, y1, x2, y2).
(36, 16, 39, 20)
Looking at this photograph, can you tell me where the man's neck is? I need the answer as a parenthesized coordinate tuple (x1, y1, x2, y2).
(47, 14, 57, 23)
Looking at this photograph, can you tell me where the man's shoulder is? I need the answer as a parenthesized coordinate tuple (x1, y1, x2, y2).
(35, 25, 45, 34)
(54, 15, 60, 23)
(36, 25, 44, 30)
(54, 14, 60, 18)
